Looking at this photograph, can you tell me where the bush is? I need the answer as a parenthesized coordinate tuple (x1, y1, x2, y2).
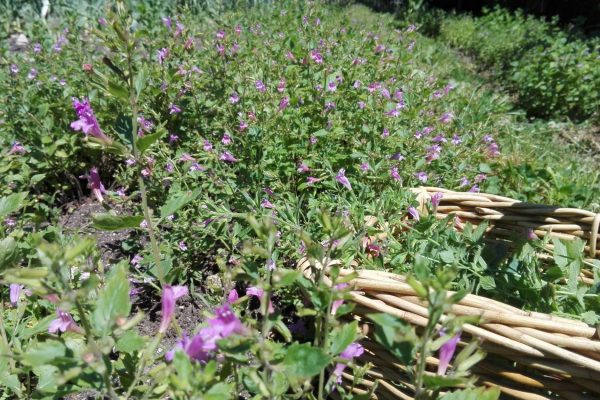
(439, 7, 600, 121)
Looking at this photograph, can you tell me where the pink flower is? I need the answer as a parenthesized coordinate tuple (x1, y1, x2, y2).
(48, 309, 83, 334)
(438, 332, 461, 375)
(227, 289, 239, 304)
(169, 104, 181, 114)
(229, 92, 240, 104)
(81, 167, 106, 203)
(297, 163, 310, 173)
(309, 50, 323, 64)
(157, 48, 169, 64)
(220, 151, 238, 163)
(333, 343, 364, 383)
(70, 98, 111, 144)
(261, 198, 274, 209)
(307, 176, 322, 185)
(246, 286, 274, 314)
(159, 285, 189, 333)
(9, 284, 23, 307)
(278, 96, 290, 112)
(255, 80, 266, 93)
(9, 142, 26, 155)
(431, 192, 443, 208)
(390, 167, 401, 181)
(277, 79, 286, 92)
(239, 120, 248, 131)
(408, 206, 420, 221)
(203, 140, 213, 152)
(335, 169, 352, 190)
(415, 171, 428, 183)
(222, 134, 232, 145)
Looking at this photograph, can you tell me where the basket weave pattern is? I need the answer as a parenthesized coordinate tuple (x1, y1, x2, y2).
(300, 188, 600, 399)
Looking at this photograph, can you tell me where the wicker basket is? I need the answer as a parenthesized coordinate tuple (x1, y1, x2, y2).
(299, 188, 600, 400)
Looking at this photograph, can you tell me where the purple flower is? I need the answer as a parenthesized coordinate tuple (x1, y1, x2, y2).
(116, 187, 127, 197)
(327, 82, 337, 92)
(439, 112, 454, 124)
(333, 343, 365, 383)
(360, 162, 370, 171)
(390, 152, 404, 161)
(261, 198, 274, 209)
(459, 176, 469, 188)
(278, 96, 290, 112)
(438, 332, 461, 375)
(222, 134, 232, 145)
(246, 287, 274, 314)
(169, 134, 179, 144)
(277, 79, 286, 92)
(425, 145, 442, 163)
(157, 48, 169, 65)
(33, 43, 42, 53)
(310, 136, 318, 145)
(469, 185, 480, 193)
(131, 254, 143, 266)
(169, 104, 181, 114)
(227, 289, 239, 304)
(137, 116, 154, 133)
(180, 153, 195, 162)
(48, 309, 83, 334)
(70, 98, 111, 144)
(229, 92, 240, 104)
(162, 16, 172, 29)
(353, 80, 362, 89)
(451, 134, 462, 145)
(255, 80, 266, 93)
(408, 206, 420, 221)
(415, 171, 428, 183)
(297, 163, 310, 173)
(9, 142, 26, 155)
(203, 140, 213, 152)
(220, 151, 238, 163)
(487, 142, 500, 158)
(474, 174, 487, 183)
(190, 163, 205, 172)
(357, 101, 366, 109)
(159, 285, 189, 333)
(239, 120, 248, 131)
(309, 50, 323, 64)
(390, 167, 401, 181)
(335, 169, 352, 190)
(27, 68, 37, 80)
(266, 259, 276, 271)
(432, 134, 447, 143)
(9, 284, 23, 307)
(431, 192, 443, 208)
(98, 17, 107, 26)
(178, 241, 188, 251)
(307, 176, 322, 185)
(385, 108, 400, 117)
(80, 167, 106, 203)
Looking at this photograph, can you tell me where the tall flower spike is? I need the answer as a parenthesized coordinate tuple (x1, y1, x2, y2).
(159, 285, 189, 333)
(70, 98, 111, 144)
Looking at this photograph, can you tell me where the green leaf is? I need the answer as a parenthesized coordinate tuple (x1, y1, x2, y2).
(159, 190, 200, 218)
(136, 131, 164, 155)
(205, 383, 235, 400)
(92, 263, 131, 335)
(92, 213, 144, 231)
(283, 343, 331, 379)
(368, 313, 415, 364)
(116, 331, 146, 353)
(439, 387, 500, 400)
(0, 237, 19, 270)
(329, 320, 358, 356)
(422, 374, 464, 390)
(134, 68, 149, 98)
(22, 341, 67, 367)
(0, 192, 28, 218)
(272, 269, 301, 288)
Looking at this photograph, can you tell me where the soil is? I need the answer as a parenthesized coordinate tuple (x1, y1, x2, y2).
(59, 198, 208, 399)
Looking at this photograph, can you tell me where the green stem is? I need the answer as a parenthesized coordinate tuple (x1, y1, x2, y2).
(0, 297, 15, 370)
(127, 44, 163, 284)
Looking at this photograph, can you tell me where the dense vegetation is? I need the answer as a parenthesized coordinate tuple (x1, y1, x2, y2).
(1, 1, 599, 399)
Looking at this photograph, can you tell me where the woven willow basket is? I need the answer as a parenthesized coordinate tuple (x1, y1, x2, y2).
(299, 188, 600, 400)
